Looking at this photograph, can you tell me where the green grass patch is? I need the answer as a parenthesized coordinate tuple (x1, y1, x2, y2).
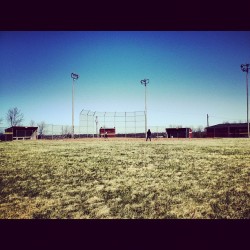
(0, 138, 249, 219)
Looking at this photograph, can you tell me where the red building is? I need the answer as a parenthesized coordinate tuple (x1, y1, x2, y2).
(99, 127, 116, 137)
(206, 123, 248, 138)
(166, 128, 192, 138)
(5, 126, 38, 141)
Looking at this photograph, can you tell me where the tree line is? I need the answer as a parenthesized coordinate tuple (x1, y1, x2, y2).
(0, 107, 46, 137)
(0, 107, 24, 126)
(0, 107, 72, 138)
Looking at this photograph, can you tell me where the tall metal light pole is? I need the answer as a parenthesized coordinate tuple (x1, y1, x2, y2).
(140, 79, 149, 138)
(95, 116, 99, 138)
(241, 63, 250, 138)
(71, 73, 79, 138)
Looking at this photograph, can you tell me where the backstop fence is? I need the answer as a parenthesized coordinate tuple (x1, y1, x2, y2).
(79, 109, 146, 137)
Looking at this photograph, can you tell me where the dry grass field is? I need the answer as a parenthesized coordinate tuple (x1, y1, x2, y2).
(0, 138, 249, 219)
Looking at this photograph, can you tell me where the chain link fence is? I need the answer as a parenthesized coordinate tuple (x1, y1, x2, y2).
(0, 123, 168, 140)
(0, 125, 198, 140)
(149, 126, 168, 138)
(0, 127, 6, 141)
(79, 109, 147, 138)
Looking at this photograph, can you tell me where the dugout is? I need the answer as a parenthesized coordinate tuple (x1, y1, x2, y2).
(99, 127, 116, 137)
(5, 126, 38, 141)
(206, 123, 248, 138)
(166, 128, 192, 138)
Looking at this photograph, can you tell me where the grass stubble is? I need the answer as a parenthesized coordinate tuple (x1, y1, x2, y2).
(0, 138, 249, 219)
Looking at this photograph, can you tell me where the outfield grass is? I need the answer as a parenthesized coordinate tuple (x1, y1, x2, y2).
(0, 138, 249, 219)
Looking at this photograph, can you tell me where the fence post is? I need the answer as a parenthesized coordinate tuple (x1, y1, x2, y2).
(86, 111, 89, 138)
(125, 112, 126, 138)
(104, 112, 106, 135)
(134, 111, 136, 138)
(114, 112, 116, 135)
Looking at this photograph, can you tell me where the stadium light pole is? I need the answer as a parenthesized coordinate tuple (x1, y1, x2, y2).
(71, 73, 79, 139)
(241, 64, 250, 138)
(140, 79, 149, 138)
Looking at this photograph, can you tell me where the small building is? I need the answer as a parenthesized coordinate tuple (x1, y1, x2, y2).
(206, 123, 248, 138)
(166, 128, 192, 138)
(5, 126, 38, 141)
(99, 127, 116, 137)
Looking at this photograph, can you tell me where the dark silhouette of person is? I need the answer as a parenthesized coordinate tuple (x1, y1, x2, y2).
(146, 129, 151, 141)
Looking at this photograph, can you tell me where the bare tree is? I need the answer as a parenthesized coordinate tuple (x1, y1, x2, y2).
(0, 117, 3, 125)
(61, 125, 64, 136)
(192, 125, 205, 138)
(30, 120, 36, 126)
(196, 125, 204, 132)
(38, 121, 46, 138)
(168, 124, 183, 128)
(6, 107, 24, 126)
(61, 125, 71, 138)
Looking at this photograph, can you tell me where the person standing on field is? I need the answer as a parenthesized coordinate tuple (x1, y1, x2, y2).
(105, 131, 108, 139)
(146, 129, 151, 141)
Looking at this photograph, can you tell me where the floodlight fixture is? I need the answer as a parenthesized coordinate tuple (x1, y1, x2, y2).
(141, 79, 149, 86)
(71, 72, 79, 138)
(71, 73, 79, 80)
(240, 64, 250, 138)
(241, 64, 249, 73)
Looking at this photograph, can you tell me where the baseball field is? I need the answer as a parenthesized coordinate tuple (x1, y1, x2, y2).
(0, 138, 249, 219)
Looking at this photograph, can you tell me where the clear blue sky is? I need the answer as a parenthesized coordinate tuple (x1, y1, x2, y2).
(0, 31, 250, 129)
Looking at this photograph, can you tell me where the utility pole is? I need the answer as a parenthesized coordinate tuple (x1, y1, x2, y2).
(95, 116, 99, 138)
(140, 79, 149, 139)
(207, 114, 209, 127)
(241, 64, 250, 138)
(71, 73, 79, 139)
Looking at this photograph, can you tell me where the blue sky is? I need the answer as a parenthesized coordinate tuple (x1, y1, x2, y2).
(0, 31, 249, 129)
